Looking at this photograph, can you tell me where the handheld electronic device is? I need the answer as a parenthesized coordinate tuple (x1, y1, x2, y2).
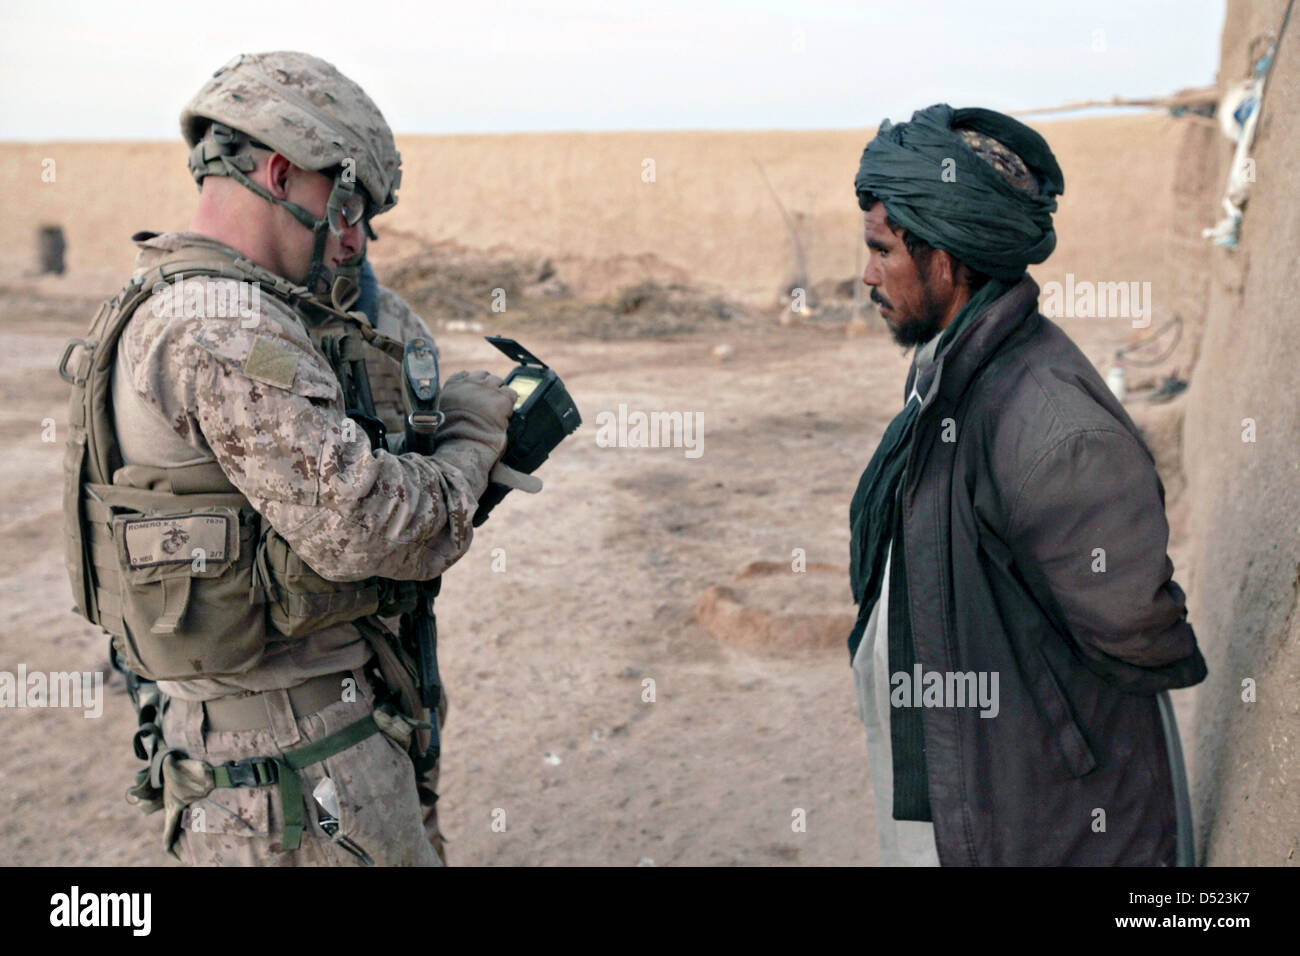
(473, 336, 581, 525)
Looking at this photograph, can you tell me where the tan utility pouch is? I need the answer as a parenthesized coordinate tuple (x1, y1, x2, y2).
(103, 496, 265, 680)
(254, 516, 381, 638)
(80, 471, 265, 681)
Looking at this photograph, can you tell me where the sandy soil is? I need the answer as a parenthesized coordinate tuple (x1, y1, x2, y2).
(0, 275, 1198, 866)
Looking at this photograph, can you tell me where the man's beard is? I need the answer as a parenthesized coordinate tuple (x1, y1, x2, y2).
(887, 308, 943, 348)
(873, 287, 946, 348)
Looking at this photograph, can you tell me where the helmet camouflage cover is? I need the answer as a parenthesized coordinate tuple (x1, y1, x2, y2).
(180, 51, 401, 216)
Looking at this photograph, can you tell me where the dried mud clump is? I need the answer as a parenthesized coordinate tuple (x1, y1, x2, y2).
(379, 240, 749, 340)
(693, 560, 856, 655)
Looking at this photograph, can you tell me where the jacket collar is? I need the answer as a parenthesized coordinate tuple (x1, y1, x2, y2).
(914, 275, 1040, 413)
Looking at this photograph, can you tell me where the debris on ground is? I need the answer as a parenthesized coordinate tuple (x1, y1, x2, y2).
(377, 239, 752, 340)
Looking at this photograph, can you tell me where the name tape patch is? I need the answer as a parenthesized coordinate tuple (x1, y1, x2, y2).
(122, 514, 231, 569)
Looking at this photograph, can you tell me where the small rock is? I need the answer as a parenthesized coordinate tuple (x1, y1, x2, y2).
(444, 319, 486, 333)
(543, 752, 562, 766)
(712, 343, 735, 361)
(636, 857, 656, 867)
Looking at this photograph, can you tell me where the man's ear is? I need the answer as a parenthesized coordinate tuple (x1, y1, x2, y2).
(932, 249, 960, 293)
(265, 152, 294, 200)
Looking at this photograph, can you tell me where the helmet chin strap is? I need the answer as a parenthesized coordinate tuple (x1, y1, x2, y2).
(189, 123, 355, 295)
(330, 254, 364, 312)
(302, 215, 335, 296)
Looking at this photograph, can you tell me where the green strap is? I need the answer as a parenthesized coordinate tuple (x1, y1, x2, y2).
(279, 714, 380, 850)
(273, 758, 307, 850)
(283, 713, 380, 771)
(208, 713, 381, 852)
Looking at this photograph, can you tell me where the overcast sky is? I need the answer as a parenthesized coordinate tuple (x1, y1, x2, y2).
(0, 0, 1225, 140)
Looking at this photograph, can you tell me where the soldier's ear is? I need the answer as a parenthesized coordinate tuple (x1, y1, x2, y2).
(265, 152, 294, 200)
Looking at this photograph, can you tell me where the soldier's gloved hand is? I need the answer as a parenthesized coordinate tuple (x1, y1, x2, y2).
(435, 371, 516, 456)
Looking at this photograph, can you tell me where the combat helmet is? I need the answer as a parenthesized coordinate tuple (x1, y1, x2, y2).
(180, 51, 402, 296)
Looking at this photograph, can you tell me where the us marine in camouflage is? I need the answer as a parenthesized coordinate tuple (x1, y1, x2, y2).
(60, 51, 519, 865)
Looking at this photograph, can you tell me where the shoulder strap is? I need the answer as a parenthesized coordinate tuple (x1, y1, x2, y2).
(297, 289, 406, 422)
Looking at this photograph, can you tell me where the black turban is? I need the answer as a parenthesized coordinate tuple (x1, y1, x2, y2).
(854, 104, 1064, 281)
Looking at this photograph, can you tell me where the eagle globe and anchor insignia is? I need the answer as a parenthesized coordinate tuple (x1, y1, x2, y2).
(160, 525, 190, 556)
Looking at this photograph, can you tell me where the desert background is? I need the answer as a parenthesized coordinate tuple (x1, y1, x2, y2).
(1, 0, 1295, 866)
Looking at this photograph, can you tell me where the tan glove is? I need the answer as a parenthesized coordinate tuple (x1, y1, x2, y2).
(436, 371, 516, 453)
(428, 371, 517, 500)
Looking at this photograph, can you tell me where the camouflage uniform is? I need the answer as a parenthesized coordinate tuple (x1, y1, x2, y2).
(71, 53, 516, 866)
(164, 669, 441, 866)
(108, 230, 508, 864)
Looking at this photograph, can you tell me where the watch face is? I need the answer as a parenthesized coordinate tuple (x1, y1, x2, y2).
(508, 373, 541, 409)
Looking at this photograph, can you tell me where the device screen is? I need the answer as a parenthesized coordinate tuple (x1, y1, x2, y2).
(507, 372, 541, 409)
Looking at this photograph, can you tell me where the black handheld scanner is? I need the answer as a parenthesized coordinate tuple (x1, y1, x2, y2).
(473, 336, 581, 526)
(400, 336, 447, 740)
(402, 337, 444, 455)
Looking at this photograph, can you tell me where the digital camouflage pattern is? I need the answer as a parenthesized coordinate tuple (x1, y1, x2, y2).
(161, 669, 443, 866)
(88, 51, 488, 867)
(110, 231, 511, 864)
(180, 51, 402, 215)
(117, 231, 509, 585)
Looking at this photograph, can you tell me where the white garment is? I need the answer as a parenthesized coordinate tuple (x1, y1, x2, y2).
(851, 543, 940, 866)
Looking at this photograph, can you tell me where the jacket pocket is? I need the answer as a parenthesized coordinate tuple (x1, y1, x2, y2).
(113, 506, 266, 679)
(1029, 642, 1098, 778)
(253, 516, 381, 638)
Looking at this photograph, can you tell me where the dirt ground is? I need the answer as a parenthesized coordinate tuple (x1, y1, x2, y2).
(0, 273, 1199, 866)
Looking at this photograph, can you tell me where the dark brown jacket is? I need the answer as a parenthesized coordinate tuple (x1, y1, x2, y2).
(900, 275, 1206, 865)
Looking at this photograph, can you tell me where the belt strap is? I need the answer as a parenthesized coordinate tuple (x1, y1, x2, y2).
(209, 713, 380, 851)
(203, 671, 351, 733)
